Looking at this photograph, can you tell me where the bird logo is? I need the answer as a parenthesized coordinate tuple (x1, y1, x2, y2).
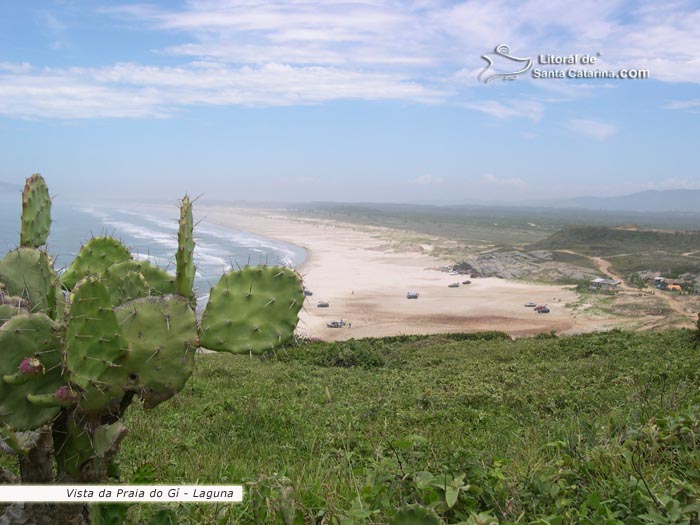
(478, 44, 533, 83)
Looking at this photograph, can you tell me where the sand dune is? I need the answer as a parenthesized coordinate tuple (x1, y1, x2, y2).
(200, 207, 614, 340)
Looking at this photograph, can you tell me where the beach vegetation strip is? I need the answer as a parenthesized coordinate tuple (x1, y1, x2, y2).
(74, 328, 700, 524)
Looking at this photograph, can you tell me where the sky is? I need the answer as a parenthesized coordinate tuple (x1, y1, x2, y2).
(1, 0, 699, 203)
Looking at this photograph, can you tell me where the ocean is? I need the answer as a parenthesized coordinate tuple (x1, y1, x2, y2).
(0, 192, 306, 308)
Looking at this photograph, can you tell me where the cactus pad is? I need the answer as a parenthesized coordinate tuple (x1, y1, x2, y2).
(199, 266, 304, 354)
(0, 313, 64, 430)
(0, 295, 30, 327)
(64, 278, 130, 413)
(0, 248, 57, 315)
(20, 174, 52, 249)
(104, 268, 150, 305)
(104, 259, 176, 298)
(116, 295, 197, 408)
(60, 237, 131, 291)
(175, 195, 196, 302)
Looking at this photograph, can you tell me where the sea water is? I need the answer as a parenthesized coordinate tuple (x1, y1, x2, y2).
(0, 192, 306, 308)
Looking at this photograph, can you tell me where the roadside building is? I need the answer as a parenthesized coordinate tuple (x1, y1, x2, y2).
(590, 278, 621, 291)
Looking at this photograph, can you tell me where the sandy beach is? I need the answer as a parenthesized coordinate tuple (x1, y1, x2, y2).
(200, 206, 617, 340)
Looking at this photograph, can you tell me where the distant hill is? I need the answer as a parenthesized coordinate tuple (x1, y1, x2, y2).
(0, 181, 21, 194)
(523, 189, 700, 213)
(530, 226, 700, 278)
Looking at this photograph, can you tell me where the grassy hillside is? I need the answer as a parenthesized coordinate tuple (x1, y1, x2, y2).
(531, 226, 700, 278)
(112, 330, 700, 524)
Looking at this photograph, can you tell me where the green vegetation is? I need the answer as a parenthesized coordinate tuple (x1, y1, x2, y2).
(106, 329, 700, 524)
(531, 226, 700, 279)
(532, 227, 700, 257)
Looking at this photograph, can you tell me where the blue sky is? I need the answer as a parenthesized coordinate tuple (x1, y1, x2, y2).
(1, 0, 699, 203)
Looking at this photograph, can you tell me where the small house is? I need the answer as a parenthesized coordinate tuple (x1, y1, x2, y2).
(590, 278, 621, 291)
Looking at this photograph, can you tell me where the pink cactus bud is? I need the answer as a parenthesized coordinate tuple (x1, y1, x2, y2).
(19, 357, 44, 376)
(54, 385, 78, 403)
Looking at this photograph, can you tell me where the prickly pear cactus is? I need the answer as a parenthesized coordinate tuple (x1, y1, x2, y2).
(0, 248, 57, 316)
(104, 267, 150, 305)
(60, 237, 131, 291)
(0, 295, 29, 326)
(64, 278, 130, 414)
(116, 295, 197, 408)
(20, 174, 51, 249)
(175, 195, 196, 304)
(0, 314, 64, 431)
(104, 259, 176, 296)
(0, 174, 306, 523)
(199, 265, 304, 354)
(54, 413, 127, 481)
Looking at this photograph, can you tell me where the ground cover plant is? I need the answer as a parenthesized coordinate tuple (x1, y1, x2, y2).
(112, 329, 700, 524)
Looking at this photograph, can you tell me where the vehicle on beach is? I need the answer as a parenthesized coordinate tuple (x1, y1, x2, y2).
(462, 280, 472, 285)
(406, 291, 419, 299)
(534, 305, 549, 312)
(537, 307, 551, 314)
(448, 282, 460, 288)
(317, 301, 330, 308)
(327, 319, 347, 328)
(303, 289, 314, 297)
(449, 270, 459, 275)
(525, 302, 537, 307)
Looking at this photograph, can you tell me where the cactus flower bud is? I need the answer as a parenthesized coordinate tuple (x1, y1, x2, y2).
(19, 357, 44, 376)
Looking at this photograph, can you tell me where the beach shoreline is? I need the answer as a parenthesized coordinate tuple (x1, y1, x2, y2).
(197, 205, 635, 340)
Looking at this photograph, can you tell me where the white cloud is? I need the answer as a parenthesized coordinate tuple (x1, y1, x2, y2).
(567, 118, 618, 140)
(463, 100, 544, 122)
(664, 99, 700, 112)
(410, 174, 444, 185)
(480, 174, 526, 188)
(0, 61, 445, 119)
(4, 0, 700, 119)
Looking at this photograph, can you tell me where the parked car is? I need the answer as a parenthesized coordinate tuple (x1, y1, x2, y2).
(534, 305, 547, 312)
(406, 291, 419, 299)
(317, 301, 330, 308)
(462, 280, 472, 285)
(537, 307, 550, 314)
(327, 320, 343, 328)
(303, 289, 314, 297)
(524, 302, 537, 307)
(448, 282, 460, 288)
